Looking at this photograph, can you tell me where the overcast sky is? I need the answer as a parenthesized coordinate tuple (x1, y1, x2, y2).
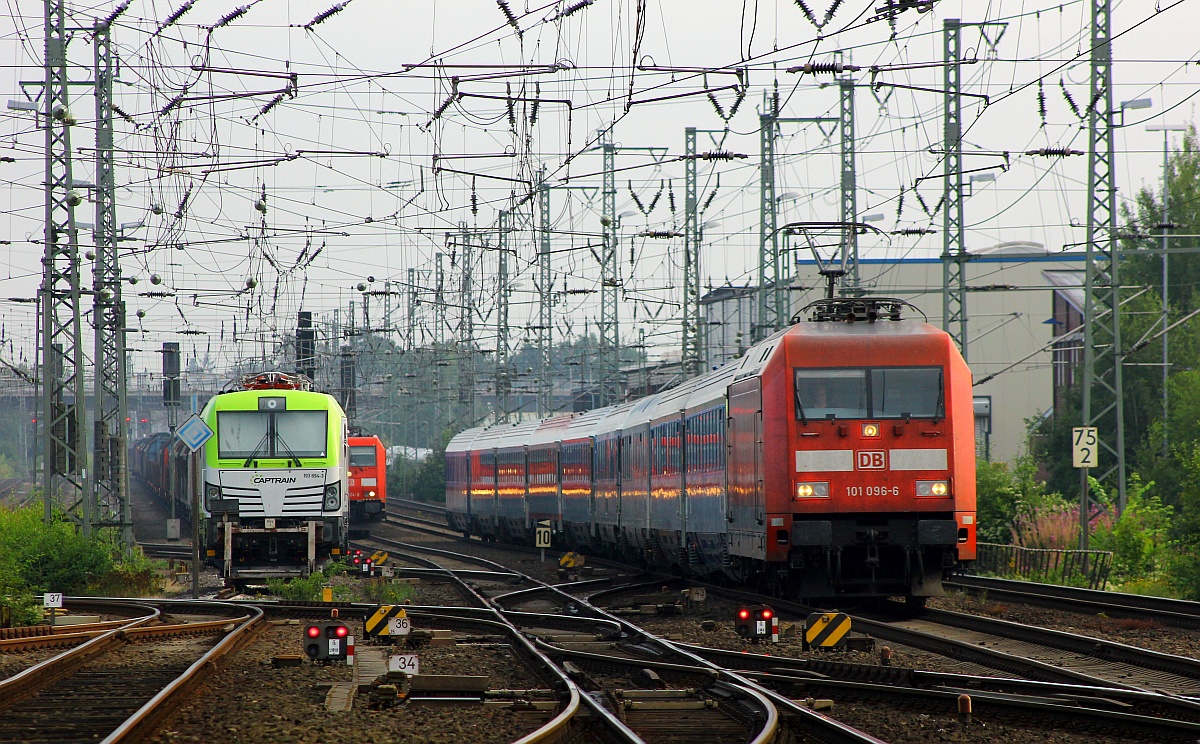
(1, 0, 1197, 380)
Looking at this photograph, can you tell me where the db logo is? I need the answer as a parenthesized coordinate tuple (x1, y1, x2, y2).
(856, 451, 886, 470)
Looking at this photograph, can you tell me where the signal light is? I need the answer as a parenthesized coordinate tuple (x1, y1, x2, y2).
(305, 621, 350, 661)
(738, 608, 750, 620)
(761, 608, 773, 620)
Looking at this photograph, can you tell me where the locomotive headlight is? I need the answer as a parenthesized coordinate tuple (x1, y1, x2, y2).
(795, 481, 829, 498)
(367, 490, 376, 498)
(861, 423, 881, 438)
(205, 484, 221, 507)
(324, 483, 340, 510)
(916, 480, 950, 497)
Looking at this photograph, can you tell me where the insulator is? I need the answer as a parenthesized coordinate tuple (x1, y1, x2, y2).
(629, 182, 646, 214)
(529, 83, 540, 125)
(931, 194, 946, 215)
(506, 84, 517, 129)
(471, 178, 478, 216)
(210, 5, 249, 30)
(103, 0, 130, 28)
(893, 227, 934, 236)
(304, 2, 347, 30)
(1026, 147, 1083, 157)
(793, 0, 818, 27)
(792, 61, 858, 75)
(1085, 89, 1103, 117)
(552, 0, 594, 21)
(667, 181, 676, 214)
(646, 182, 663, 214)
(176, 184, 192, 218)
(497, 0, 522, 36)
(160, 95, 183, 115)
(895, 190, 905, 221)
(1059, 77, 1080, 120)
(701, 178, 718, 213)
(1037, 79, 1046, 127)
(913, 189, 930, 216)
(822, 0, 845, 25)
(111, 104, 135, 124)
(159, 0, 194, 31)
(431, 93, 456, 121)
(256, 93, 285, 120)
(727, 87, 746, 119)
(707, 92, 726, 120)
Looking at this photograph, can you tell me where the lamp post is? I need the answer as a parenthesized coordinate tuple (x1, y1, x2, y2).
(1147, 122, 1188, 455)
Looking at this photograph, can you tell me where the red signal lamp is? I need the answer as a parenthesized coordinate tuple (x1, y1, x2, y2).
(761, 608, 773, 620)
(334, 625, 348, 638)
(738, 608, 750, 620)
(306, 625, 320, 638)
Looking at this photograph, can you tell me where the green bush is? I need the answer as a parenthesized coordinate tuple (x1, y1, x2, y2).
(1091, 476, 1172, 584)
(0, 503, 168, 625)
(266, 562, 355, 602)
(361, 578, 415, 606)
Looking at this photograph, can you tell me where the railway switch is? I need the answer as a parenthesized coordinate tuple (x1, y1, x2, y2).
(735, 605, 778, 643)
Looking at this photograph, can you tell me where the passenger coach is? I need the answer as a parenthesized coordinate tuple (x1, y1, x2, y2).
(447, 298, 976, 603)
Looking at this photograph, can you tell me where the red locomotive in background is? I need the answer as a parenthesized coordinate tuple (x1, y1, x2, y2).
(348, 435, 386, 522)
(446, 298, 976, 604)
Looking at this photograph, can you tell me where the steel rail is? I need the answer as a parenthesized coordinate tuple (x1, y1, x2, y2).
(684, 641, 1200, 730)
(703, 583, 1160, 689)
(357, 536, 619, 744)
(0, 600, 160, 708)
(0, 616, 245, 652)
(948, 574, 1200, 628)
(100, 601, 263, 743)
(917, 606, 1200, 688)
(414, 544, 873, 744)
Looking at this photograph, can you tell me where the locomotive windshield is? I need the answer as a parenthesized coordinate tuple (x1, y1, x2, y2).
(795, 367, 944, 421)
(217, 410, 329, 459)
(349, 446, 377, 467)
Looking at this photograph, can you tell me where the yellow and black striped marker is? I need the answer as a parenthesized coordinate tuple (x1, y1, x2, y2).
(558, 551, 584, 569)
(370, 550, 389, 566)
(364, 605, 410, 638)
(804, 611, 851, 650)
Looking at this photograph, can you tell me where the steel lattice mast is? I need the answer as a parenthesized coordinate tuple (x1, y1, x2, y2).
(942, 18, 968, 361)
(536, 172, 553, 415)
(756, 88, 781, 341)
(838, 77, 859, 295)
(598, 129, 620, 406)
(92, 14, 132, 552)
(1081, 0, 1127, 511)
(682, 127, 702, 378)
(495, 210, 511, 423)
(40, 0, 92, 531)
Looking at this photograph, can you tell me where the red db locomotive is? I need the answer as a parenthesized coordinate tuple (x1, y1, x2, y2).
(446, 298, 975, 603)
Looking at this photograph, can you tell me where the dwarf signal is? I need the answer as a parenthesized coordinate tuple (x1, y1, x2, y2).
(735, 605, 779, 643)
(304, 619, 351, 662)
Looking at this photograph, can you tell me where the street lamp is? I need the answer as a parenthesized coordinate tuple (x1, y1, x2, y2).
(1118, 97, 1152, 126)
(1147, 121, 1188, 454)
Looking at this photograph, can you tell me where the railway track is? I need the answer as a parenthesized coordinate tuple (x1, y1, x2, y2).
(947, 574, 1200, 629)
(372, 514, 1200, 740)
(0, 597, 261, 744)
(358, 531, 877, 744)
